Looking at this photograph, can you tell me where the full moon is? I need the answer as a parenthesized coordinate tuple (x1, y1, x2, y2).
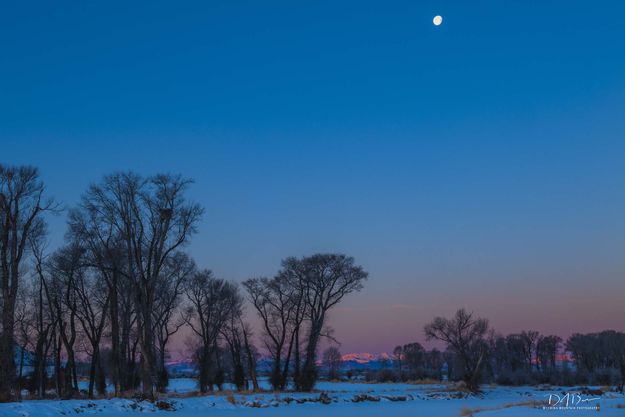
(433, 15, 443, 26)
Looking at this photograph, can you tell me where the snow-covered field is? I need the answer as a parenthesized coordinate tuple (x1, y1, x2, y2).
(2, 379, 624, 417)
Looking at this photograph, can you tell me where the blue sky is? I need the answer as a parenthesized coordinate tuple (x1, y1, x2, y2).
(2, 1, 625, 352)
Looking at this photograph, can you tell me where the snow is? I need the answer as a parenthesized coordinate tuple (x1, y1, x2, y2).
(2, 380, 624, 417)
(340, 352, 389, 363)
(166, 378, 198, 394)
(76, 377, 275, 394)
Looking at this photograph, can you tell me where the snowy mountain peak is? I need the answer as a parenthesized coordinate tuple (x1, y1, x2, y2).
(341, 352, 391, 364)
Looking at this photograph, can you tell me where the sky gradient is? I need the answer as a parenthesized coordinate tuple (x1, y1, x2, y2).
(2, 1, 625, 354)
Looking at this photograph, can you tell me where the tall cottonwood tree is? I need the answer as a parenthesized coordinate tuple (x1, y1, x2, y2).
(244, 254, 366, 391)
(276, 260, 308, 390)
(283, 254, 367, 391)
(243, 275, 297, 390)
(13, 285, 33, 384)
(184, 270, 240, 393)
(220, 303, 248, 391)
(536, 335, 561, 371)
(0, 165, 54, 401)
(322, 346, 342, 380)
(239, 320, 259, 391)
(68, 208, 132, 394)
(566, 330, 625, 390)
(46, 245, 84, 398)
(30, 240, 56, 399)
(73, 262, 110, 397)
(424, 309, 491, 391)
(69, 172, 202, 397)
(153, 252, 195, 392)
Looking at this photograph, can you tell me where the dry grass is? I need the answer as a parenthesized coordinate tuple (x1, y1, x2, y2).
(405, 378, 445, 385)
(225, 391, 236, 405)
(436, 382, 477, 394)
(615, 403, 625, 409)
(459, 407, 475, 416)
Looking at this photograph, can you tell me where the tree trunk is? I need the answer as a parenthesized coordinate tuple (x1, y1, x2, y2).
(241, 327, 259, 391)
(198, 346, 211, 393)
(293, 326, 301, 391)
(96, 352, 106, 396)
(18, 344, 25, 380)
(54, 333, 62, 398)
(156, 344, 168, 393)
(270, 354, 282, 390)
(281, 334, 295, 390)
(109, 271, 121, 395)
(300, 320, 323, 392)
(88, 348, 97, 398)
(139, 314, 155, 397)
(59, 319, 78, 398)
(138, 285, 155, 398)
(0, 312, 16, 401)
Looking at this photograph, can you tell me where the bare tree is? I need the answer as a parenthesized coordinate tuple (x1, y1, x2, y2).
(276, 260, 309, 390)
(424, 309, 490, 391)
(184, 270, 239, 393)
(71, 262, 110, 397)
(566, 330, 625, 390)
(220, 308, 246, 391)
(153, 252, 194, 392)
(70, 172, 202, 397)
(67, 207, 133, 394)
(46, 245, 84, 398)
(536, 335, 561, 372)
(239, 320, 259, 391)
(425, 348, 444, 380)
(0, 165, 54, 401)
(14, 284, 34, 388)
(519, 330, 540, 371)
(322, 346, 342, 380)
(243, 276, 296, 390)
(393, 345, 404, 377)
(292, 254, 367, 391)
(30, 239, 56, 399)
(403, 342, 426, 377)
(245, 255, 367, 391)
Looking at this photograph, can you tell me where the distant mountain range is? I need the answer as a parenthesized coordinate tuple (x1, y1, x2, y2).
(341, 352, 390, 364)
(166, 352, 395, 375)
(340, 352, 394, 370)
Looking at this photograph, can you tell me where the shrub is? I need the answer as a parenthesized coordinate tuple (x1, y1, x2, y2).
(495, 369, 535, 386)
(365, 368, 398, 383)
(589, 368, 620, 386)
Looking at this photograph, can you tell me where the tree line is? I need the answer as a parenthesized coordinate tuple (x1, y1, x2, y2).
(373, 309, 625, 392)
(0, 164, 367, 402)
